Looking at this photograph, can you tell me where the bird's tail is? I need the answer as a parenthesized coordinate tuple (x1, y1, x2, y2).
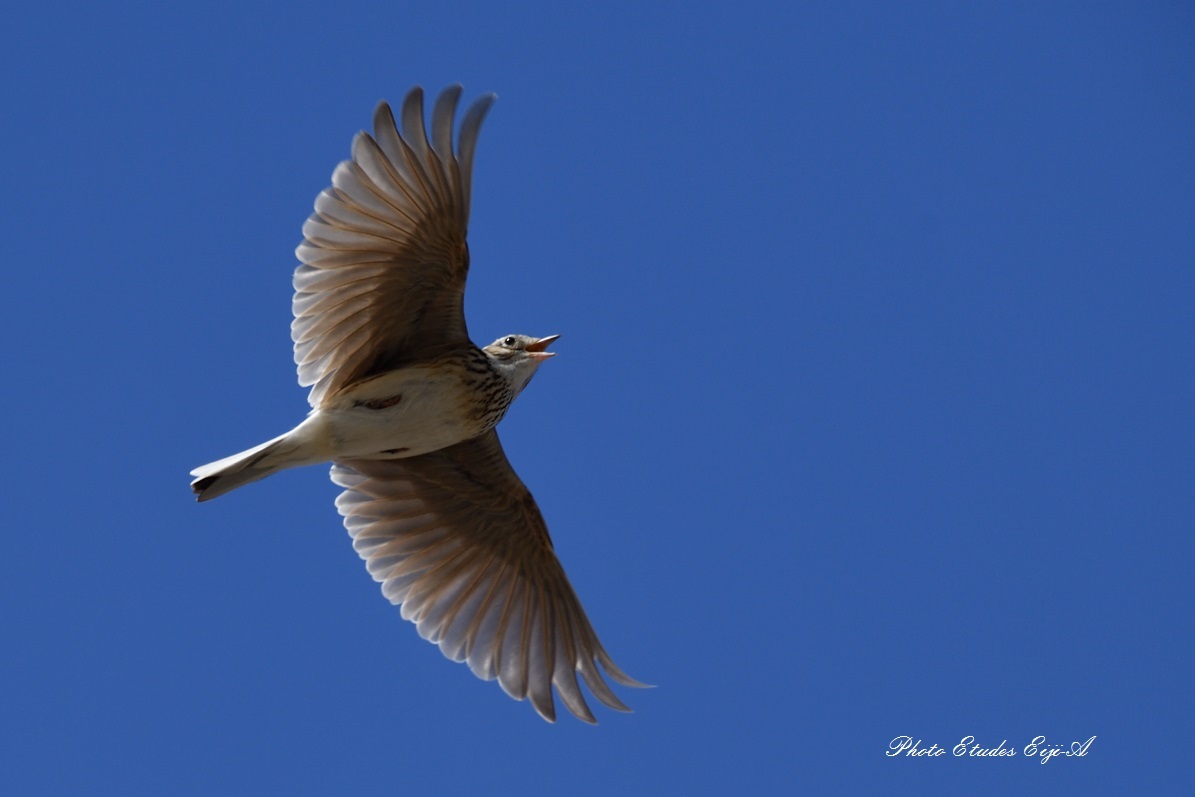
(190, 433, 292, 502)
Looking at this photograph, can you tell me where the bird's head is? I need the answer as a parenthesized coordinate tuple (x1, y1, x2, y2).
(483, 333, 559, 395)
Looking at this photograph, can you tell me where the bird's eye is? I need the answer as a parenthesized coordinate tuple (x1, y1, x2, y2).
(503, 336, 517, 347)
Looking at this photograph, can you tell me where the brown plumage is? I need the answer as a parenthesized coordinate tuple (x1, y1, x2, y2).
(334, 431, 644, 723)
(191, 86, 646, 722)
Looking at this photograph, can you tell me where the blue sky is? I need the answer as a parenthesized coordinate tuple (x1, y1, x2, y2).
(3, 1, 1192, 794)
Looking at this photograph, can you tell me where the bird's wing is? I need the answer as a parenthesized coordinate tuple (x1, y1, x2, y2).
(293, 86, 495, 407)
(331, 430, 646, 723)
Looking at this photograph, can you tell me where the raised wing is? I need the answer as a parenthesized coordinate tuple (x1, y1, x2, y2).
(331, 430, 646, 723)
(293, 86, 495, 407)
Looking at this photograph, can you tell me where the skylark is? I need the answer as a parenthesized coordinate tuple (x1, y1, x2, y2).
(191, 86, 644, 723)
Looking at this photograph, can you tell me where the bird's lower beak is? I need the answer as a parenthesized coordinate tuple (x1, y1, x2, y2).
(526, 334, 560, 360)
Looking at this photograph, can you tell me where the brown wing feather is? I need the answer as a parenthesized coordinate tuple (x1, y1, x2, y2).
(293, 86, 496, 407)
(331, 430, 646, 723)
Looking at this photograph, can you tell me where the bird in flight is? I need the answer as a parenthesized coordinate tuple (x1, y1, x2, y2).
(191, 85, 645, 723)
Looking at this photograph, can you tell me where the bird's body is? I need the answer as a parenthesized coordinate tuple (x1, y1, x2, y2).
(190, 86, 644, 723)
(193, 340, 551, 499)
(322, 348, 505, 455)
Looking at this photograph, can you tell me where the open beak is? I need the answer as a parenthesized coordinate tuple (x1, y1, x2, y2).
(525, 334, 560, 360)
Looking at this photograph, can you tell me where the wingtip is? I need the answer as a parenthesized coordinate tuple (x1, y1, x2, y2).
(437, 84, 464, 104)
(469, 92, 498, 115)
(598, 650, 653, 689)
(372, 100, 397, 133)
(528, 681, 558, 724)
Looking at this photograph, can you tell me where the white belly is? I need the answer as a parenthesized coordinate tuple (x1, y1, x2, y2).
(299, 365, 486, 461)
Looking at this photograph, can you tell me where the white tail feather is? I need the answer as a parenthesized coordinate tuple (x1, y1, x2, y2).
(190, 433, 292, 502)
(192, 414, 333, 502)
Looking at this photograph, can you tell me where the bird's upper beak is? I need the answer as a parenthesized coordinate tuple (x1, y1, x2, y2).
(525, 334, 560, 360)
